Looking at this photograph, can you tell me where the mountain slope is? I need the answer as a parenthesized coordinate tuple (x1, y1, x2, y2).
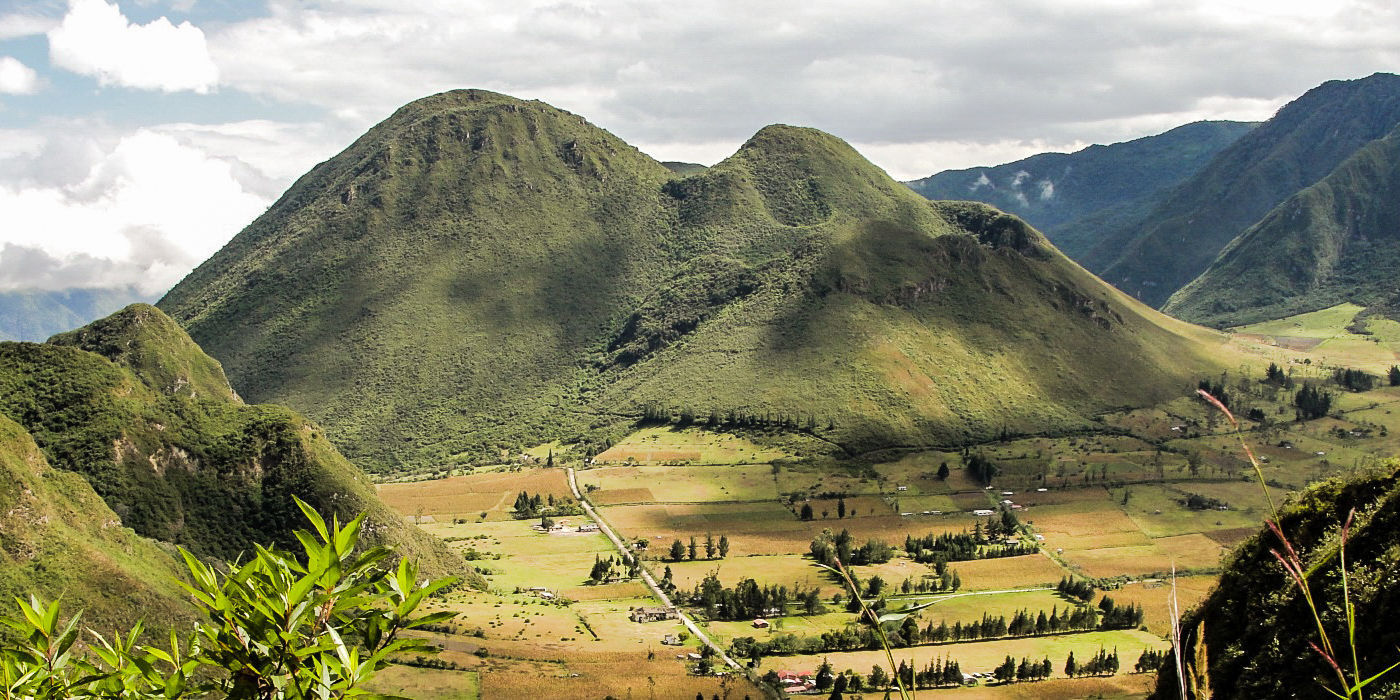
(0, 304, 469, 581)
(1094, 72, 1400, 306)
(159, 89, 1231, 472)
(0, 287, 152, 342)
(0, 412, 194, 634)
(1153, 463, 1400, 699)
(1164, 123, 1400, 326)
(905, 121, 1254, 260)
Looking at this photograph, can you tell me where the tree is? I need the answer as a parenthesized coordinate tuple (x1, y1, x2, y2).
(937, 462, 950, 480)
(837, 497, 847, 519)
(1390, 365, 1400, 386)
(705, 532, 716, 559)
(0, 498, 455, 699)
(816, 658, 835, 690)
(670, 539, 686, 562)
(718, 535, 730, 558)
(1065, 651, 1078, 677)
(688, 536, 698, 561)
(800, 503, 814, 520)
(868, 664, 888, 689)
(541, 513, 555, 530)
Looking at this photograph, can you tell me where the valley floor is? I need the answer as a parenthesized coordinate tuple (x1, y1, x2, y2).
(371, 302, 1400, 699)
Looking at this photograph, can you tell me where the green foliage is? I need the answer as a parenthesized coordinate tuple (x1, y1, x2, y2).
(1295, 383, 1334, 420)
(0, 499, 456, 699)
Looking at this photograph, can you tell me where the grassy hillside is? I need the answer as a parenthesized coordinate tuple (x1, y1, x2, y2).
(905, 121, 1254, 260)
(1153, 462, 1400, 699)
(1164, 124, 1400, 326)
(159, 90, 1231, 474)
(0, 287, 152, 342)
(1095, 73, 1400, 307)
(0, 304, 471, 582)
(0, 413, 194, 634)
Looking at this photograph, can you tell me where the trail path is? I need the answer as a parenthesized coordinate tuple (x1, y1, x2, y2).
(566, 467, 742, 671)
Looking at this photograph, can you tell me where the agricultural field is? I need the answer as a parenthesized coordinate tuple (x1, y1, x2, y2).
(374, 312, 1400, 697)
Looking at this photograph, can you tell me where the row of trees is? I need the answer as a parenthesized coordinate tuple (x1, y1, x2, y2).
(586, 553, 640, 584)
(638, 402, 831, 432)
(897, 571, 962, 594)
(1065, 647, 1121, 676)
(687, 573, 799, 621)
(992, 655, 1054, 683)
(909, 605, 1105, 645)
(904, 525, 1033, 565)
(667, 533, 731, 561)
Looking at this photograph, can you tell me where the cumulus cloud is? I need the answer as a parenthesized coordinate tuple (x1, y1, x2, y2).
(48, 0, 218, 93)
(0, 129, 268, 293)
(0, 57, 38, 94)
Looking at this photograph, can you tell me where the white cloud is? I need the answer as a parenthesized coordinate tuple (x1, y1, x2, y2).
(48, 0, 218, 93)
(0, 130, 268, 294)
(0, 13, 57, 40)
(0, 57, 38, 94)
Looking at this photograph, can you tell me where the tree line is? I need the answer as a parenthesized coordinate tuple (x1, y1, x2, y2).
(666, 532, 730, 561)
(511, 490, 582, 519)
(809, 528, 894, 568)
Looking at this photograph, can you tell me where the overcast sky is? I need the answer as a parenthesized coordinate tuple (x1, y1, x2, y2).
(0, 0, 1396, 295)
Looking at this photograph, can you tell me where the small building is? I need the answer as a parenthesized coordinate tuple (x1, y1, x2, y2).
(972, 509, 995, 516)
(896, 485, 908, 492)
(752, 618, 769, 629)
(630, 606, 679, 623)
(688, 653, 702, 661)
(662, 634, 681, 645)
(578, 523, 599, 532)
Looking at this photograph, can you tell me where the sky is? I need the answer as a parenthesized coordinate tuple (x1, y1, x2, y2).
(0, 0, 1396, 296)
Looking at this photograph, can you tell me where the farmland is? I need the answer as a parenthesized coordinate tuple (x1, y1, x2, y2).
(371, 302, 1400, 698)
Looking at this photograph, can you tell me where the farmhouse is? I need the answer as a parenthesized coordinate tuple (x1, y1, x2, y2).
(972, 509, 995, 516)
(577, 522, 599, 532)
(630, 606, 679, 623)
(752, 618, 769, 628)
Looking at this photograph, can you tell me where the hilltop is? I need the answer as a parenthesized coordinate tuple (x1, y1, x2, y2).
(159, 89, 1231, 473)
(905, 121, 1254, 260)
(0, 304, 469, 583)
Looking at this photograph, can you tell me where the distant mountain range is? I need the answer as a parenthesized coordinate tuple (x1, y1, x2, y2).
(909, 72, 1400, 327)
(0, 286, 152, 341)
(905, 121, 1256, 261)
(156, 89, 1228, 474)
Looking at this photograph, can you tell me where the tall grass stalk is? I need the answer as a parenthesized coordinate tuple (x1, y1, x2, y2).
(818, 559, 912, 700)
(1198, 389, 1399, 699)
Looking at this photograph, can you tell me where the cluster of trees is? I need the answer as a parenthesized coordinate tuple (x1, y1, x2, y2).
(903, 522, 1030, 564)
(1198, 378, 1232, 407)
(809, 529, 894, 568)
(511, 490, 581, 519)
(687, 573, 801, 621)
(638, 402, 830, 432)
(1064, 647, 1121, 677)
(894, 656, 969, 689)
(1264, 362, 1293, 387)
(733, 628, 874, 659)
(992, 655, 1054, 683)
(964, 452, 998, 485)
(1333, 367, 1376, 392)
(1135, 648, 1169, 673)
(667, 533, 731, 561)
(1295, 383, 1334, 420)
(1180, 492, 1229, 511)
(1056, 576, 1095, 601)
(1097, 596, 1146, 629)
(587, 553, 639, 584)
(797, 499, 864, 520)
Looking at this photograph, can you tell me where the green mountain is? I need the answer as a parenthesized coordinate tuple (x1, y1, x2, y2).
(0, 304, 467, 581)
(0, 412, 194, 634)
(1094, 73, 1400, 307)
(1164, 123, 1400, 326)
(158, 89, 1230, 474)
(0, 287, 152, 342)
(1153, 463, 1400, 699)
(905, 121, 1255, 260)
